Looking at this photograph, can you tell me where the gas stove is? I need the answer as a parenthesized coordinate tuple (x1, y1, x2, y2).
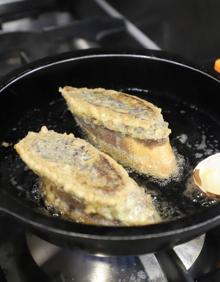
(0, 0, 219, 79)
(1, 215, 220, 282)
(0, 0, 154, 78)
(1, 1, 220, 282)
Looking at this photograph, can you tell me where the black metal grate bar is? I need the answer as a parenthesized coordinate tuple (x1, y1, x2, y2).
(19, 51, 30, 65)
(0, 0, 58, 22)
(156, 249, 194, 282)
(93, 0, 160, 50)
(41, 17, 125, 42)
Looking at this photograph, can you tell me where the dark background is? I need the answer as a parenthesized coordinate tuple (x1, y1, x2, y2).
(108, 0, 220, 63)
(73, 0, 220, 63)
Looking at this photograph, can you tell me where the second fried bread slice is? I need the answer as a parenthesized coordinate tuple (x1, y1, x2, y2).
(59, 86, 170, 140)
(60, 86, 178, 179)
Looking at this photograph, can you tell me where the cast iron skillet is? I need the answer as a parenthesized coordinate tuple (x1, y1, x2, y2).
(0, 49, 220, 256)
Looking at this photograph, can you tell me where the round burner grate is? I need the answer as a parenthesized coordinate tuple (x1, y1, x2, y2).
(26, 233, 205, 282)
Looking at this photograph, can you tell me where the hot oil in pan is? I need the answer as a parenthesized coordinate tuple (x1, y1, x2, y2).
(0, 88, 220, 222)
(128, 153, 188, 221)
(121, 88, 220, 221)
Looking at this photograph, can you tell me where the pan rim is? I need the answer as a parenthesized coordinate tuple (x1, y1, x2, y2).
(0, 50, 220, 93)
(2, 198, 220, 240)
(1, 48, 220, 240)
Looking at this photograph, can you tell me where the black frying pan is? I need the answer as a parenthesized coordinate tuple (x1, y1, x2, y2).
(0, 49, 220, 256)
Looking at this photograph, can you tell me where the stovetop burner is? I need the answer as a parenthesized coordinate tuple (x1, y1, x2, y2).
(0, 15, 125, 77)
(25, 233, 205, 282)
(0, 222, 218, 282)
(1, 214, 220, 282)
(27, 233, 164, 282)
(0, 0, 163, 79)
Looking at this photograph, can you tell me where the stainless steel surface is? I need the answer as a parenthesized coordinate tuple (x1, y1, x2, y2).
(139, 254, 167, 282)
(27, 233, 148, 282)
(2, 11, 73, 32)
(26, 233, 205, 282)
(174, 235, 205, 270)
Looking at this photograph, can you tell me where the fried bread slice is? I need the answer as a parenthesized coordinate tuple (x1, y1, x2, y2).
(15, 126, 160, 226)
(60, 86, 178, 179)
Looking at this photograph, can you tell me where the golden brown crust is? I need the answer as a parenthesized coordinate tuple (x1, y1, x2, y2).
(59, 86, 171, 140)
(14, 126, 160, 226)
(40, 178, 120, 226)
(78, 119, 178, 179)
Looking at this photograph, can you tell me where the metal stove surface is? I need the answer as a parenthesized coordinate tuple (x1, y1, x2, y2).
(1, 214, 220, 282)
(0, 213, 207, 282)
(0, 0, 165, 79)
(0, 1, 128, 78)
(26, 232, 205, 282)
(0, 15, 124, 77)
